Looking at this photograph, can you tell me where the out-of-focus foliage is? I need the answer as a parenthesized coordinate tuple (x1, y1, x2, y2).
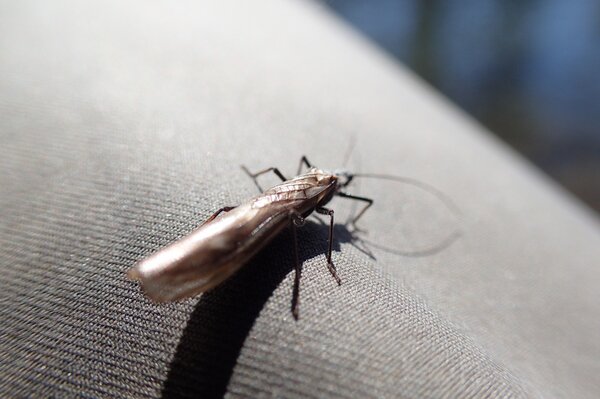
(324, 0, 600, 211)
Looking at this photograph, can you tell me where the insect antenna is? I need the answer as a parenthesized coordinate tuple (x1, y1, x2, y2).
(351, 173, 461, 217)
(343, 172, 462, 257)
(341, 134, 357, 169)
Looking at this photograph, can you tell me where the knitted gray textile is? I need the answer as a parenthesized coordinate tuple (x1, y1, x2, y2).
(1, 1, 599, 398)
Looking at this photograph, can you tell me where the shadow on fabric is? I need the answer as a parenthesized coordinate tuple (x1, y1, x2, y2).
(160, 221, 353, 398)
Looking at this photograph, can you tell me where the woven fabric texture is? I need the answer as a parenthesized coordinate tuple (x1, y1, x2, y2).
(1, 1, 599, 398)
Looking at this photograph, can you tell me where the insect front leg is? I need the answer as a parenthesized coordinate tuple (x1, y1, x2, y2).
(199, 206, 237, 227)
(316, 207, 342, 285)
(336, 192, 374, 231)
(241, 165, 287, 192)
(289, 210, 305, 320)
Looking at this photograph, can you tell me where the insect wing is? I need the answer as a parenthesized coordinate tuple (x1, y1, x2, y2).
(128, 202, 290, 302)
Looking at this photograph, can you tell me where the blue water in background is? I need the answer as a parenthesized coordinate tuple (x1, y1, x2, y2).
(324, 0, 599, 211)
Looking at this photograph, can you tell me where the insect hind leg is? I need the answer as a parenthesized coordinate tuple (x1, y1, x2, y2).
(241, 165, 287, 192)
(199, 206, 237, 227)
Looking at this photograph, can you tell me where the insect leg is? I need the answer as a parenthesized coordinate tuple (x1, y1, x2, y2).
(199, 206, 237, 227)
(241, 165, 287, 192)
(290, 211, 305, 320)
(316, 207, 342, 285)
(296, 156, 313, 175)
(336, 192, 374, 229)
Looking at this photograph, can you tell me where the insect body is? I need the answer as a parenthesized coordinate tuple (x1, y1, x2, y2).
(127, 156, 371, 319)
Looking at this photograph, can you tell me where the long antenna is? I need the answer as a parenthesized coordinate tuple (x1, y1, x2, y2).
(342, 135, 360, 225)
(348, 172, 462, 257)
(341, 134, 357, 168)
(352, 173, 461, 217)
(358, 229, 461, 257)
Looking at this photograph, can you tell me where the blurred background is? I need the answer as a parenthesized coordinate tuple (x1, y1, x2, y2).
(322, 0, 599, 212)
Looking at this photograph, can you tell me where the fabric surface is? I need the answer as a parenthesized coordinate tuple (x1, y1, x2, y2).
(1, 1, 599, 398)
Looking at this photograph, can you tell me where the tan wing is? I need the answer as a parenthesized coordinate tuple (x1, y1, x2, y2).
(128, 201, 293, 302)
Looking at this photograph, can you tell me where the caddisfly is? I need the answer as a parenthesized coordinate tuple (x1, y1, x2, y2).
(127, 156, 372, 319)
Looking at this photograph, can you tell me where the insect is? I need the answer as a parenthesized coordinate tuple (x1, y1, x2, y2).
(127, 156, 372, 319)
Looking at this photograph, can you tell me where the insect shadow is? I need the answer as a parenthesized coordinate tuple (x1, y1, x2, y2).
(158, 159, 460, 397)
(160, 219, 354, 399)
(159, 215, 458, 398)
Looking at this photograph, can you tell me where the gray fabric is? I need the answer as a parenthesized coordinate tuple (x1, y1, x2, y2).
(1, 1, 599, 398)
